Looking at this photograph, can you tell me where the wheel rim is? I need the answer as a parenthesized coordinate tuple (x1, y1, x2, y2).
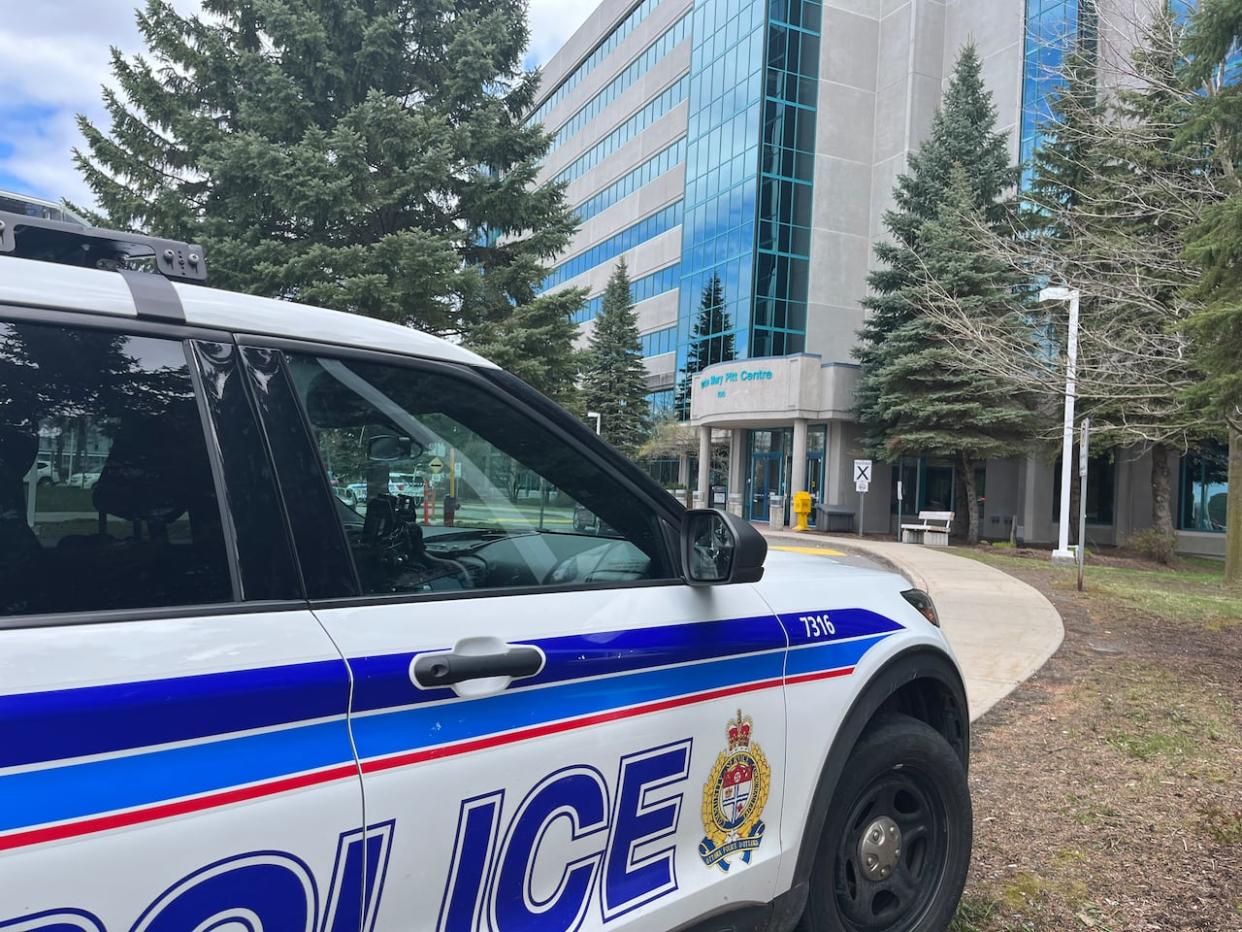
(832, 767, 949, 931)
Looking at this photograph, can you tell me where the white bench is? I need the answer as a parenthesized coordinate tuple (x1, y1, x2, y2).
(901, 511, 954, 546)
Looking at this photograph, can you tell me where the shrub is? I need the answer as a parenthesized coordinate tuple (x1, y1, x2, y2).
(1126, 528, 1178, 565)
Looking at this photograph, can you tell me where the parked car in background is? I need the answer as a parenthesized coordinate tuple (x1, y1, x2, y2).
(65, 470, 101, 489)
(34, 461, 55, 486)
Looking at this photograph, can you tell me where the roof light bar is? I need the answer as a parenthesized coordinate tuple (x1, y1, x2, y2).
(0, 210, 208, 284)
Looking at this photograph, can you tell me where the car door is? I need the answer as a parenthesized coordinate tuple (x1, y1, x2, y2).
(242, 341, 790, 932)
(0, 319, 365, 931)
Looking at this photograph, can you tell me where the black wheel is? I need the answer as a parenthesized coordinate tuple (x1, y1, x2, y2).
(799, 714, 971, 932)
(37, 477, 53, 487)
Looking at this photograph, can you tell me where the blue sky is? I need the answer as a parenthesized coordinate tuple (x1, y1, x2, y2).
(0, 0, 592, 209)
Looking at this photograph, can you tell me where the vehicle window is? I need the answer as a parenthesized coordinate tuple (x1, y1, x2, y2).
(285, 354, 674, 597)
(0, 321, 233, 617)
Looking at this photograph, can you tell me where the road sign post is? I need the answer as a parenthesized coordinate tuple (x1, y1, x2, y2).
(896, 477, 904, 541)
(1078, 418, 1090, 592)
(853, 460, 872, 538)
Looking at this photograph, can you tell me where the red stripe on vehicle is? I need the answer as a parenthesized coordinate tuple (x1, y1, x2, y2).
(0, 762, 359, 853)
(0, 664, 856, 852)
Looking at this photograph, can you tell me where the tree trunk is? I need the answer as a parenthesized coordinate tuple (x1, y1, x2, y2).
(961, 453, 979, 545)
(1228, 427, 1241, 587)
(1150, 442, 1173, 538)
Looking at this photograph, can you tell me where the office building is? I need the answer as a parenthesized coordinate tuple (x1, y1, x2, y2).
(531, 0, 1227, 554)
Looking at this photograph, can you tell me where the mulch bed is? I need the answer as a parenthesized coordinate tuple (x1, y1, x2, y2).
(953, 555, 1242, 931)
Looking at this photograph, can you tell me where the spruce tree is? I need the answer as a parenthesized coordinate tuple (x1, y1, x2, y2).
(580, 261, 651, 455)
(1023, 9, 1207, 539)
(74, 0, 581, 399)
(855, 44, 1017, 456)
(674, 274, 735, 419)
(1183, 0, 1242, 583)
(876, 166, 1037, 543)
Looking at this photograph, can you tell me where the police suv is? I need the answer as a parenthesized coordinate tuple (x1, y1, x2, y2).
(0, 212, 972, 932)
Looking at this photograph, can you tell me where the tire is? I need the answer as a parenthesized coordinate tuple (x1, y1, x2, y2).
(798, 714, 971, 932)
(37, 477, 53, 487)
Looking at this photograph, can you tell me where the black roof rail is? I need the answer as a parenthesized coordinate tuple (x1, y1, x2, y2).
(0, 210, 208, 284)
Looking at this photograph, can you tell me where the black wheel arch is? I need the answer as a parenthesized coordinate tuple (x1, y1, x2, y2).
(790, 646, 969, 889)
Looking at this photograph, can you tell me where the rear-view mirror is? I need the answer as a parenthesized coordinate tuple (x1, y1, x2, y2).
(367, 434, 420, 462)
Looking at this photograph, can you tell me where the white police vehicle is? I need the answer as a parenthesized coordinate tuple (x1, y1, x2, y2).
(0, 211, 972, 932)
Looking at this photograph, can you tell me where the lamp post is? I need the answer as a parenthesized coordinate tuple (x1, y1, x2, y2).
(586, 411, 601, 435)
(1039, 286, 1081, 565)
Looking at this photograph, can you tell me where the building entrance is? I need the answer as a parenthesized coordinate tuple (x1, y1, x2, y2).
(746, 429, 790, 521)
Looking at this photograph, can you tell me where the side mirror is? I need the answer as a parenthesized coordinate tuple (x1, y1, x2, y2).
(681, 508, 767, 586)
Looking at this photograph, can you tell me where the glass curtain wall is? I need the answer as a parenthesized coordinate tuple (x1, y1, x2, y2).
(676, 0, 766, 387)
(1180, 443, 1229, 532)
(1019, 0, 1097, 190)
(673, 0, 821, 418)
(753, 0, 821, 356)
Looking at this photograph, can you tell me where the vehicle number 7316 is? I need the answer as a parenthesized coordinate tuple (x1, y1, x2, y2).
(799, 613, 835, 638)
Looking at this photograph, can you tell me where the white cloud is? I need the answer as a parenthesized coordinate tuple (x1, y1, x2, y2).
(0, 0, 200, 204)
(0, 0, 584, 206)
(526, 0, 595, 68)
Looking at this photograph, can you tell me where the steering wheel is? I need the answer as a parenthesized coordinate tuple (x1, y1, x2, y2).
(543, 540, 636, 586)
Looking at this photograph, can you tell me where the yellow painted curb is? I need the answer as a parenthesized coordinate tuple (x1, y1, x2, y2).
(770, 545, 846, 557)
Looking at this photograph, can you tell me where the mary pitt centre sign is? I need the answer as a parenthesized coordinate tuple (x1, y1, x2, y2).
(700, 367, 775, 399)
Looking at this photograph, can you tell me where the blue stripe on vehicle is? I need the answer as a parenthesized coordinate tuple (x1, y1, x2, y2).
(0, 630, 893, 835)
(777, 608, 905, 649)
(784, 634, 894, 679)
(0, 718, 355, 834)
(0, 659, 350, 771)
(348, 613, 789, 713)
(351, 646, 788, 761)
(0, 610, 903, 773)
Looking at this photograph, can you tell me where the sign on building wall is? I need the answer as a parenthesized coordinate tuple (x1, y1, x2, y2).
(698, 366, 775, 400)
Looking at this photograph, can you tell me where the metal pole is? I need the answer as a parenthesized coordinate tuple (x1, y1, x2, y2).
(857, 490, 864, 538)
(896, 467, 904, 541)
(1040, 287, 1080, 563)
(1077, 417, 1090, 592)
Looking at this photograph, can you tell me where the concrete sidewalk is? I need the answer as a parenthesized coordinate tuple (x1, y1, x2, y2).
(762, 530, 1065, 721)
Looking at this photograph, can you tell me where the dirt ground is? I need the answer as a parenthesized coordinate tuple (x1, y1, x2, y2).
(948, 549, 1242, 932)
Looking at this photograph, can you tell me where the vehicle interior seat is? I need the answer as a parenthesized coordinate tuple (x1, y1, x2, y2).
(53, 418, 230, 612)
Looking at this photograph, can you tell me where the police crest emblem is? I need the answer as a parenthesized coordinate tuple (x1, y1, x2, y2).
(699, 710, 771, 871)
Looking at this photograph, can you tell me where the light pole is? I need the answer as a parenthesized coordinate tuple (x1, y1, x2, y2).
(586, 411, 601, 435)
(1039, 285, 1081, 565)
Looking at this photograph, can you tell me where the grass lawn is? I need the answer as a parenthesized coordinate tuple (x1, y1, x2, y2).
(944, 548, 1242, 931)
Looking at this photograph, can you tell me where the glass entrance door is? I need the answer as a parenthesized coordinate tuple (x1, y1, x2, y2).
(750, 452, 784, 520)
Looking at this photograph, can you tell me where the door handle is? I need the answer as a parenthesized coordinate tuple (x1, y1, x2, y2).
(412, 645, 544, 689)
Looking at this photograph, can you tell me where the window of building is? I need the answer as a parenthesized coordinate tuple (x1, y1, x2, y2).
(1051, 449, 1115, 525)
(548, 13, 691, 153)
(644, 456, 681, 488)
(0, 321, 233, 617)
(542, 201, 683, 291)
(527, 0, 663, 128)
(287, 354, 674, 596)
(646, 389, 675, 418)
(552, 74, 691, 187)
(1180, 442, 1228, 532)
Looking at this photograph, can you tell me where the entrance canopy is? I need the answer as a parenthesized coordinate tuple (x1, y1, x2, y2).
(688, 354, 860, 428)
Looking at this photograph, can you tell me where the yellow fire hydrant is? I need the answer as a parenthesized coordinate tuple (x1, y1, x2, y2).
(792, 491, 813, 532)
